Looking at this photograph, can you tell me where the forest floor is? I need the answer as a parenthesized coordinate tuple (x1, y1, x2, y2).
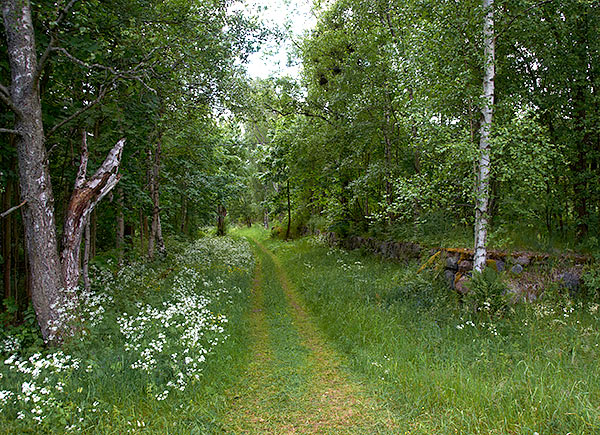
(224, 237, 399, 433)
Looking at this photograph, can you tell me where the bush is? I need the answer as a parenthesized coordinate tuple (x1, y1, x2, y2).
(464, 267, 510, 316)
(582, 265, 600, 300)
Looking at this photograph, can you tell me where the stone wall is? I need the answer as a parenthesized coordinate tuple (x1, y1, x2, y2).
(322, 231, 588, 298)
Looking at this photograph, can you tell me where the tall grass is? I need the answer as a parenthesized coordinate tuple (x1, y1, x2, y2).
(264, 232, 600, 434)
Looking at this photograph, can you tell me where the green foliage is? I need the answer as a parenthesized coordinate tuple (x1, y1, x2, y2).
(464, 268, 510, 316)
(582, 266, 600, 300)
(0, 302, 44, 354)
(231, 0, 600, 253)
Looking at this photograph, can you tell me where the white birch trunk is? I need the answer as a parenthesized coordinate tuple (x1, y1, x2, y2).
(473, 0, 495, 273)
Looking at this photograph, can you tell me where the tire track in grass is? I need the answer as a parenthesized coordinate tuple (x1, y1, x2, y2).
(225, 259, 274, 432)
(225, 239, 398, 433)
(254, 239, 398, 434)
(225, 250, 311, 433)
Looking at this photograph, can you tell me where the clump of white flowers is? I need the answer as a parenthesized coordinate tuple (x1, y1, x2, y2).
(0, 236, 254, 430)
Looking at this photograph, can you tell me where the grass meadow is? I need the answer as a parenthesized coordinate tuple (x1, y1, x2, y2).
(258, 230, 600, 434)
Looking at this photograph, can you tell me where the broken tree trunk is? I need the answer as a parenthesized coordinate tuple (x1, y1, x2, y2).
(60, 132, 125, 295)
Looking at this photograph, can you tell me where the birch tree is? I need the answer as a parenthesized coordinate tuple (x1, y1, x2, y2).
(473, 0, 495, 272)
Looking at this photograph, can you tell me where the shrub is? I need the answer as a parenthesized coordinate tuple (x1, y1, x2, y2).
(582, 265, 600, 300)
(464, 267, 510, 316)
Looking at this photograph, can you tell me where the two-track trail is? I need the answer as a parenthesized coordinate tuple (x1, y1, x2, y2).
(224, 238, 398, 434)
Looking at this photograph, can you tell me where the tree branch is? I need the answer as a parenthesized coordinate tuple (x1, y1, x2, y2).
(35, 36, 55, 86)
(0, 86, 23, 118)
(0, 128, 20, 135)
(495, 0, 554, 42)
(55, 0, 79, 28)
(1, 200, 27, 219)
(264, 102, 335, 126)
(51, 46, 157, 93)
(52, 46, 121, 75)
(36, 0, 81, 84)
(74, 130, 89, 190)
(0, 83, 10, 98)
(46, 80, 114, 139)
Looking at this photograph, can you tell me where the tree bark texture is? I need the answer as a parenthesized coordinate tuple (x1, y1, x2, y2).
(82, 216, 91, 293)
(2, 0, 64, 340)
(90, 209, 97, 258)
(116, 188, 125, 265)
(473, 0, 495, 273)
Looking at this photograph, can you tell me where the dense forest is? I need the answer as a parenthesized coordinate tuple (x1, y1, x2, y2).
(1, 0, 599, 433)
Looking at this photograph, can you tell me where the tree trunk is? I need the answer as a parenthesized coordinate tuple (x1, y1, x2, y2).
(2, 0, 64, 341)
(383, 114, 394, 223)
(90, 208, 97, 259)
(82, 216, 91, 293)
(148, 138, 165, 259)
(116, 188, 125, 265)
(3, 175, 13, 300)
(60, 132, 125, 295)
(286, 179, 291, 240)
(263, 209, 269, 229)
(217, 204, 227, 236)
(139, 208, 145, 252)
(473, 0, 495, 273)
(573, 84, 591, 239)
(180, 195, 187, 233)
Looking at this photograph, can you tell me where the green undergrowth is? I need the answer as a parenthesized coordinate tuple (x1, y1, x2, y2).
(0, 236, 255, 433)
(249, 227, 600, 434)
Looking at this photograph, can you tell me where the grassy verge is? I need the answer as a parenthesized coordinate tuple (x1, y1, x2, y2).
(0, 236, 255, 433)
(255, 228, 600, 434)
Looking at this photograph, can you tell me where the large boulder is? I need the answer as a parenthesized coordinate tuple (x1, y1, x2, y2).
(445, 256, 459, 271)
(559, 271, 581, 297)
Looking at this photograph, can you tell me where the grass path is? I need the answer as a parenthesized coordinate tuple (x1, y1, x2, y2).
(224, 237, 398, 434)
